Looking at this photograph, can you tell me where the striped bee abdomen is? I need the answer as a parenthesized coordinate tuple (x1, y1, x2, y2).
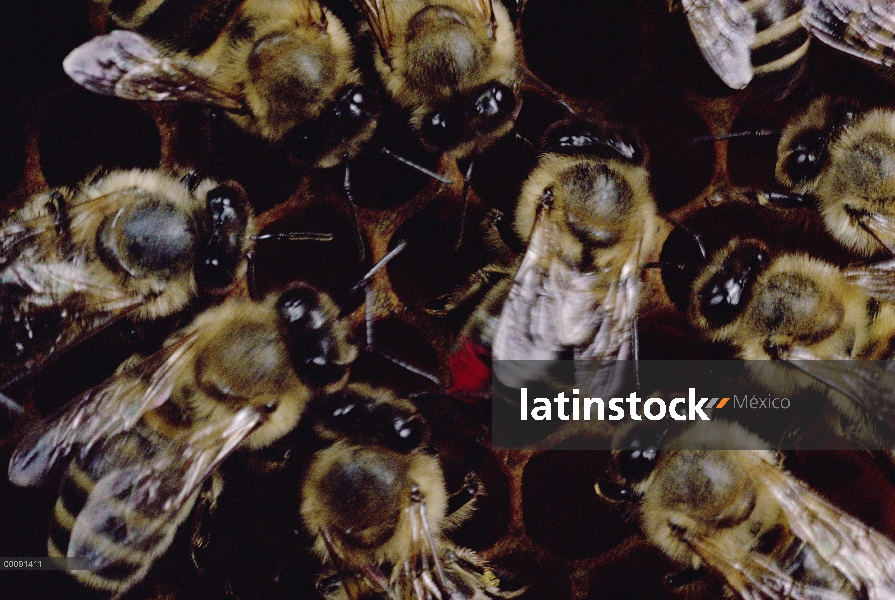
(104, 0, 243, 54)
(48, 428, 199, 594)
(747, 0, 810, 96)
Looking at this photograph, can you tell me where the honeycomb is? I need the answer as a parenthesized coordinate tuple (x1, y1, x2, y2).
(2, 0, 895, 599)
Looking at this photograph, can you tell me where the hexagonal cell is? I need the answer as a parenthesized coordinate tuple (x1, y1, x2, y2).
(38, 90, 161, 187)
(251, 198, 372, 308)
(520, 0, 645, 100)
(607, 91, 715, 213)
(522, 451, 634, 560)
(386, 195, 500, 308)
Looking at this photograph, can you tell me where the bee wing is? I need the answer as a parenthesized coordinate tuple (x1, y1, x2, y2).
(782, 357, 895, 433)
(759, 459, 895, 599)
(0, 288, 147, 391)
(843, 259, 895, 302)
(681, 0, 756, 89)
(803, 0, 895, 68)
(8, 332, 199, 487)
(63, 31, 245, 112)
(684, 531, 856, 600)
(354, 0, 394, 60)
(492, 215, 640, 363)
(67, 406, 261, 575)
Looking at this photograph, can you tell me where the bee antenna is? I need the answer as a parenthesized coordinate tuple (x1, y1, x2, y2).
(380, 147, 454, 185)
(454, 158, 476, 251)
(251, 233, 334, 242)
(347, 241, 441, 385)
(350, 241, 406, 297)
(343, 162, 367, 262)
(518, 66, 575, 115)
(691, 130, 781, 144)
(659, 215, 708, 262)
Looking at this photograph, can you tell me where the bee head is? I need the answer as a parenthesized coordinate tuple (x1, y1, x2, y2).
(282, 84, 378, 168)
(322, 385, 428, 453)
(419, 82, 518, 153)
(542, 119, 646, 166)
(692, 240, 771, 330)
(195, 181, 252, 293)
(276, 284, 355, 387)
(776, 96, 859, 190)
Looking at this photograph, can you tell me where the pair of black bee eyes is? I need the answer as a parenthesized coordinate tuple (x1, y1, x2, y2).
(784, 105, 859, 185)
(325, 394, 426, 454)
(283, 84, 372, 163)
(276, 286, 350, 386)
(543, 122, 646, 165)
(420, 83, 516, 149)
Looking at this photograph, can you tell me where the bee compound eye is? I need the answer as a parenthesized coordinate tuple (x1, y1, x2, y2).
(699, 243, 770, 329)
(785, 131, 826, 184)
(616, 447, 658, 484)
(388, 414, 425, 453)
(334, 85, 368, 122)
(473, 83, 516, 132)
(195, 183, 250, 292)
(421, 110, 453, 150)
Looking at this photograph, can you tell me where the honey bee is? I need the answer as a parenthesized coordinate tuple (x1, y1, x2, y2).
(597, 420, 895, 599)
(491, 118, 658, 363)
(674, 0, 810, 95)
(64, 0, 377, 168)
(0, 169, 254, 390)
(7, 283, 357, 595)
(302, 383, 518, 600)
(676, 0, 895, 94)
(803, 0, 895, 72)
(768, 96, 895, 258)
(685, 240, 895, 360)
(352, 0, 521, 159)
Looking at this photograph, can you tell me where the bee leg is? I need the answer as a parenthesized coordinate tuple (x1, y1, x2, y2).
(343, 162, 366, 263)
(444, 472, 484, 529)
(380, 147, 454, 185)
(454, 158, 476, 251)
(664, 566, 706, 589)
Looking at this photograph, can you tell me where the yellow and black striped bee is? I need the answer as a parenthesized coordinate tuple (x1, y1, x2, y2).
(64, 0, 377, 168)
(771, 97, 895, 258)
(598, 420, 895, 599)
(490, 118, 658, 363)
(7, 283, 357, 595)
(0, 169, 254, 390)
(687, 240, 895, 360)
(675, 0, 809, 95)
(677, 0, 895, 95)
(302, 383, 519, 600)
(352, 0, 521, 159)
